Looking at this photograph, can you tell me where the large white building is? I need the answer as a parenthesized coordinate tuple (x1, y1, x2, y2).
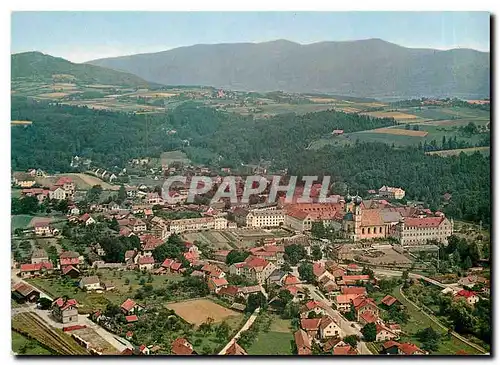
(169, 216, 228, 234)
(246, 209, 285, 228)
(395, 216, 453, 247)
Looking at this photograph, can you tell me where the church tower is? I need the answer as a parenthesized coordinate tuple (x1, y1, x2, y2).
(352, 195, 362, 240)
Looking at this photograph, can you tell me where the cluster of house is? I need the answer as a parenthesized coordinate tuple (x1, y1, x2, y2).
(17, 176, 76, 202)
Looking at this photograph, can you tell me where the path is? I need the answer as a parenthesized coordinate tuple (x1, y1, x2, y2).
(398, 286, 487, 354)
(303, 284, 371, 355)
(373, 268, 458, 289)
(218, 308, 260, 355)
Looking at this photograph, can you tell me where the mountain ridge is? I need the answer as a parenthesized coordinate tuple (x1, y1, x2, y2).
(85, 38, 489, 98)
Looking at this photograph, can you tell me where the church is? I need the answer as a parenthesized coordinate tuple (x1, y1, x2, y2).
(342, 193, 453, 246)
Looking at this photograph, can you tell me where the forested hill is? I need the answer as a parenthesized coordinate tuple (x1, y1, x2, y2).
(88, 39, 490, 98)
(11, 52, 154, 87)
(11, 98, 490, 224)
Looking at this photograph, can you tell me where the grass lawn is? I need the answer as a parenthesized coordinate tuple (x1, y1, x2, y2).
(11, 189, 22, 198)
(11, 331, 54, 355)
(247, 315, 294, 355)
(391, 286, 482, 355)
(247, 331, 294, 355)
(27, 270, 185, 313)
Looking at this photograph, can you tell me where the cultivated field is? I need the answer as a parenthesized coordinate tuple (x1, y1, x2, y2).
(12, 313, 89, 355)
(361, 111, 418, 120)
(11, 331, 53, 355)
(183, 231, 235, 250)
(70, 327, 118, 355)
(371, 127, 429, 137)
(11, 215, 34, 230)
(247, 315, 294, 355)
(166, 299, 242, 326)
(34, 173, 118, 191)
(309, 97, 338, 103)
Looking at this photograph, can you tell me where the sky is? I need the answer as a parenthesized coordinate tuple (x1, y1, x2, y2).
(11, 11, 490, 63)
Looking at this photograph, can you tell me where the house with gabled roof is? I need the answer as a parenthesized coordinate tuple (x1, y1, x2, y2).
(138, 256, 155, 271)
(12, 282, 40, 303)
(376, 323, 399, 342)
(171, 338, 196, 355)
(225, 341, 247, 355)
(208, 277, 229, 294)
(31, 248, 49, 264)
(121, 298, 144, 315)
(52, 298, 78, 325)
(62, 265, 80, 278)
(352, 296, 379, 322)
(300, 300, 327, 318)
(319, 316, 342, 339)
(294, 329, 312, 355)
(300, 318, 322, 338)
(19, 262, 54, 278)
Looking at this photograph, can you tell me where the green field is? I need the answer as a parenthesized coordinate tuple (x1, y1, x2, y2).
(427, 147, 490, 157)
(247, 315, 294, 355)
(11, 215, 34, 230)
(247, 331, 294, 355)
(11, 331, 54, 355)
(391, 286, 483, 355)
(408, 107, 490, 120)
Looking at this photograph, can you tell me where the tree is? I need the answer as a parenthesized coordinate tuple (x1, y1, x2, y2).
(246, 292, 267, 313)
(226, 250, 250, 265)
(216, 321, 230, 340)
(46, 246, 58, 265)
(280, 262, 292, 273)
(278, 289, 293, 305)
(361, 322, 377, 342)
(37, 297, 53, 310)
(87, 185, 103, 203)
(401, 270, 409, 281)
(284, 244, 307, 265)
(298, 262, 315, 283)
(311, 246, 322, 261)
(109, 217, 120, 232)
(343, 335, 359, 348)
(416, 327, 440, 352)
(117, 184, 127, 203)
(311, 222, 326, 239)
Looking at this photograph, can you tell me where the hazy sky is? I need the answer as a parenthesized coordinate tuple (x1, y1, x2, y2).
(11, 11, 490, 63)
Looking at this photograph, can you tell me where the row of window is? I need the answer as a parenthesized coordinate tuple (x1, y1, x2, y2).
(361, 227, 384, 234)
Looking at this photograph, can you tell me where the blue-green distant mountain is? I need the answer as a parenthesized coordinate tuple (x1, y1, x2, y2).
(87, 39, 490, 99)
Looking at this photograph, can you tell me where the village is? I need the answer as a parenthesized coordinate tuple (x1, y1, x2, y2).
(11, 167, 491, 356)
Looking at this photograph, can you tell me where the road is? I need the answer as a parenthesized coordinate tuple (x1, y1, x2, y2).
(218, 308, 260, 355)
(372, 268, 460, 290)
(11, 269, 133, 352)
(302, 284, 371, 355)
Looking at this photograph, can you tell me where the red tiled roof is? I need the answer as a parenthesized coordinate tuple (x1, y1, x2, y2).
(162, 258, 174, 268)
(244, 256, 269, 269)
(62, 265, 79, 275)
(456, 289, 477, 298)
(79, 213, 92, 222)
(313, 263, 326, 277)
(60, 257, 80, 266)
(126, 331, 133, 338)
(55, 177, 73, 186)
(121, 298, 137, 312)
(347, 263, 360, 270)
(333, 345, 357, 355)
(352, 296, 377, 311)
(304, 300, 325, 311)
(225, 342, 247, 355)
(126, 315, 138, 323)
(210, 277, 228, 287)
(138, 256, 155, 265)
(382, 340, 400, 349)
(398, 342, 424, 355)
(170, 262, 182, 271)
(171, 338, 194, 355)
(53, 297, 78, 311)
(20, 262, 53, 272)
(341, 286, 367, 295)
(405, 217, 444, 228)
(300, 318, 321, 331)
(218, 285, 240, 296)
(283, 274, 300, 285)
(381, 295, 398, 306)
(360, 311, 378, 324)
(294, 329, 311, 355)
